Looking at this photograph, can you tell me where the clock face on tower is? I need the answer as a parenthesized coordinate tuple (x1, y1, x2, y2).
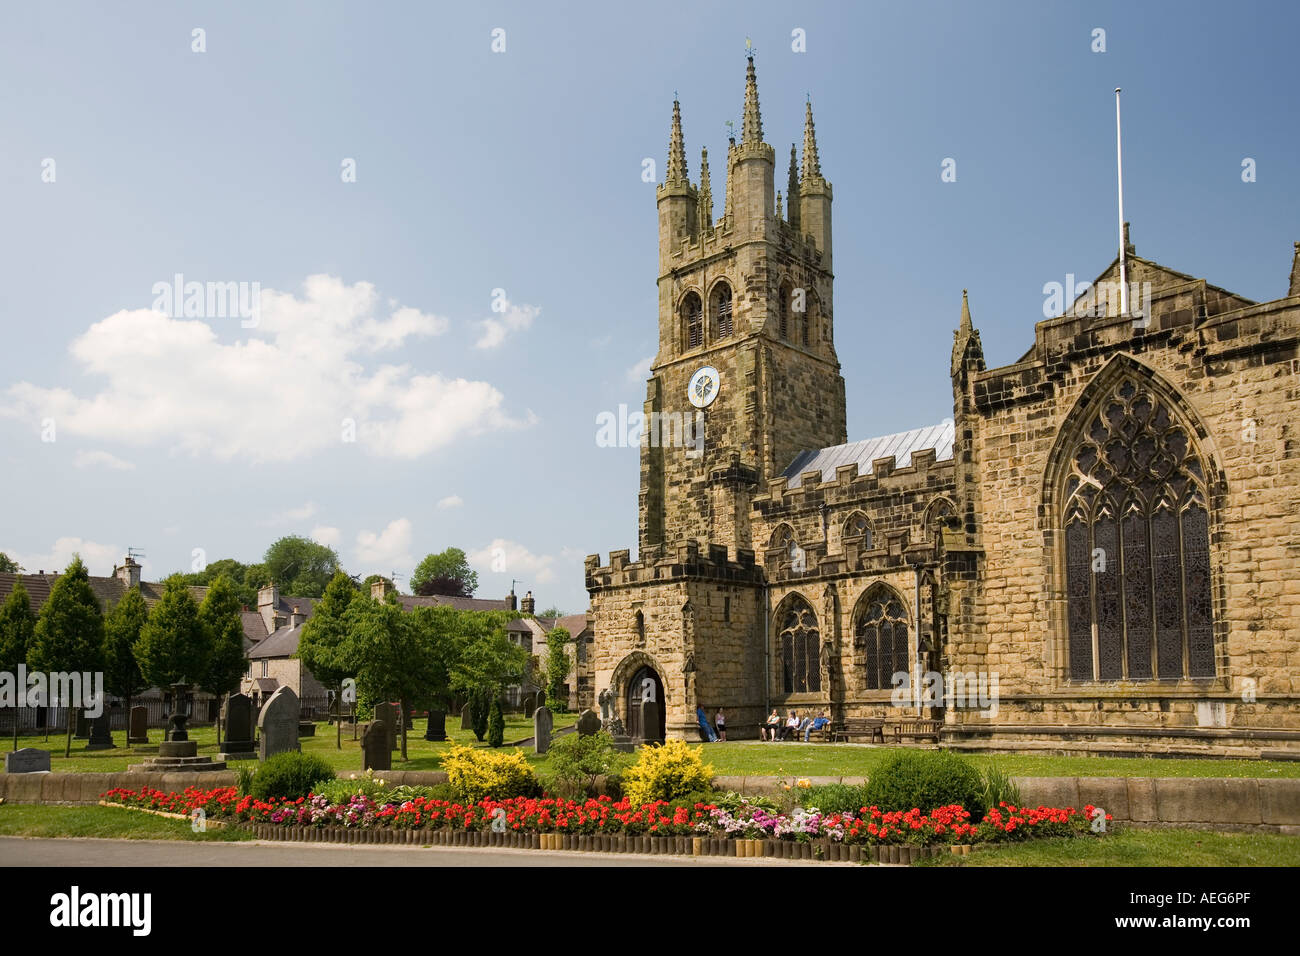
(688, 365, 720, 408)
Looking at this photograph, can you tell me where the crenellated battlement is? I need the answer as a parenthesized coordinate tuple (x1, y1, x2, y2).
(586, 539, 764, 591)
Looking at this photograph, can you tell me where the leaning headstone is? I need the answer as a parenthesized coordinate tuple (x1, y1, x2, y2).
(374, 702, 399, 750)
(86, 711, 114, 750)
(257, 686, 301, 760)
(362, 720, 392, 772)
(533, 706, 553, 755)
(424, 708, 447, 742)
(638, 698, 662, 744)
(460, 703, 472, 730)
(217, 694, 255, 760)
(127, 705, 149, 745)
(73, 711, 90, 739)
(575, 709, 602, 737)
(4, 748, 51, 773)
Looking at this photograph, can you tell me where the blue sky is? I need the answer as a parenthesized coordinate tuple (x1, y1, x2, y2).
(2, 1, 1297, 614)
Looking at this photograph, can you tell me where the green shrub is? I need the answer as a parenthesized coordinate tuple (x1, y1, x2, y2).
(487, 698, 505, 748)
(545, 731, 628, 798)
(313, 769, 391, 804)
(235, 766, 254, 797)
(470, 688, 490, 742)
(863, 750, 984, 817)
(622, 739, 714, 806)
(250, 751, 336, 801)
(979, 763, 1022, 810)
(801, 783, 871, 814)
(441, 744, 540, 803)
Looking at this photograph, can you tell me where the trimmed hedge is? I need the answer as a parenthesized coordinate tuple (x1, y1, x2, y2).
(863, 750, 985, 819)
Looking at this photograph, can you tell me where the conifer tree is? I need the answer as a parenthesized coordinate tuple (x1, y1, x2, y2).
(199, 574, 249, 745)
(103, 587, 148, 737)
(136, 576, 211, 734)
(487, 695, 504, 747)
(0, 581, 37, 750)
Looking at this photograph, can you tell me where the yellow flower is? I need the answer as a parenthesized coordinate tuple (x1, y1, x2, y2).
(797, 778, 811, 789)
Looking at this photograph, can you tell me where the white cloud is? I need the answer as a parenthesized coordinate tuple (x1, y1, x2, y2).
(436, 495, 463, 510)
(625, 355, 653, 384)
(468, 538, 558, 584)
(73, 450, 135, 471)
(1, 275, 529, 462)
(11, 537, 128, 578)
(264, 502, 317, 525)
(354, 518, 414, 572)
(474, 299, 540, 350)
(310, 526, 341, 548)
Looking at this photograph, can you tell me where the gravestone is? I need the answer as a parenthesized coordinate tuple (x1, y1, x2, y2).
(4, 747, 51, 773)
(362, 720, 392, 772)
(638, 698, 662, 744)
(218, 694, 255, 760)
(460, 703, 472, 730)
(424, 708, 447, 742)
(86, 711, 114, 750)
(576, 709, 601, 737)
(257, 686, 300, 760)
(73, 711, 90, 739)
(374, 703, 399, 750)
(127, 705, 149, 745)
(533, 706, 553, 755)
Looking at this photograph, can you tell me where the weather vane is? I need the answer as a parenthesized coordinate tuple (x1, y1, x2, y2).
(725, 119, 735, 140)
(745, 36, 756, 57)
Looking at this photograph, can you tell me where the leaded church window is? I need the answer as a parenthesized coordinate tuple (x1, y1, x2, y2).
(855, 589, 909, 690)
(844, 511, 873, 550)
(778, 596, 821, 694)
(1062, 377, 1215, 681)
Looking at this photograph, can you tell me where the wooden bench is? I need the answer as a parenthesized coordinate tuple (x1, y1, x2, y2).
(830, 717, 886, 744)
(889, 719, 942, 743)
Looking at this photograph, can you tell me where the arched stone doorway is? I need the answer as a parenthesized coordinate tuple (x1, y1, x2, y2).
(625, 665, 665, 743)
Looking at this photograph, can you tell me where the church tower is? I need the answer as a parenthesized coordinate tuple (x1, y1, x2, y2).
(639, 57, 848, 557)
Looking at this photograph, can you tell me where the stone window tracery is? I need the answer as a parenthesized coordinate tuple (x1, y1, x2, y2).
(682, 292, 703, 350)
(855, 587, 909, 690)
(778, 595, 821, 694)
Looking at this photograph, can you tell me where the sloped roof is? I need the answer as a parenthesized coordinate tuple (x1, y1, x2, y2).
(0, 572, 207, 614)
(394, 593, 513, 613)
(783, 420, 955, 488)
(248, 623, 305, 659)
(555, 614, 589, 638)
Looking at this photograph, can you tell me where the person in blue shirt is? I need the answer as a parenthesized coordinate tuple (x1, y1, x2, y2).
(803, 711, 831, 742)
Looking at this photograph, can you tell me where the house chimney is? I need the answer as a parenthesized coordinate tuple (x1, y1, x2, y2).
(371, 578, 394, 600)
(521, 590, 535, 615)
(290, 605, 305, 628)
(506, 587, 518, 611)
(258, 581, 279, 634)
(114, 555, 141, 588)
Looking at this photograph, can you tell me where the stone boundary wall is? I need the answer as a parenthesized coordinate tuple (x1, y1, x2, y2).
(3, 771, 1296, 831)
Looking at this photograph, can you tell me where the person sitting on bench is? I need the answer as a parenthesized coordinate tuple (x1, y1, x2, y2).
(762, 708, 781, 741)
(782, 710, 800, 741)
(803, 711, 831, 742)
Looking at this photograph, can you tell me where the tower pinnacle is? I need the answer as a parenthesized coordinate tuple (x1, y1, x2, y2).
(698, 147, 713, 230)
(742, 56, 763, 145)
(801, 100, 822, 184)
(667, 98, 689, 186)
(787, 144, 801, 229)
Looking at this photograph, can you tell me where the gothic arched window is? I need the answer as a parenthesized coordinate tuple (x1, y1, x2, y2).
(855, 588, 910, 690)
(634, 609, 645, 645)
(1061, 376, 1215, 682)
(802, 292, 815, 347)
(770, 524, 803, 571)
(778, 282, 791, 339)
(778, 595, 821, 694)
(843, 511, 873, 550)
(682, 292, 703, 350)
(713, 283, 733, 339)
(924, 498, 955, 541)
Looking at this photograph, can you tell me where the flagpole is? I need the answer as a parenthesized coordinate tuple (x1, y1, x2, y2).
(1115, 87, 1128, 316)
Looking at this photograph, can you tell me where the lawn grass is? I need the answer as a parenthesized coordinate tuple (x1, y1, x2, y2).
(692, 742, 1300, 780)
(3, 712, 579, 774)
(918, 827, 1300, 867)
(0, 803, 255, 842)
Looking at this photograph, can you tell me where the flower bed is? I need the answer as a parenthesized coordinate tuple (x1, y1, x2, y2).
(100, 786, 1110, 850)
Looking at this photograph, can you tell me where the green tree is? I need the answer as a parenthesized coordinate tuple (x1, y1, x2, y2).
(544, 626, 571, 712)
(135, 576, 211, 733)
(337, 596, 434, 761)
(539, 606, 565, 618)
(411, 547, 478, 597)
(198, 574, 249, 745)
(0, 581, 37, 750)
(297, 571, 359, 749)
(0, 553, 23, 573)
(264, 536, 341, 598)
(103, 587, 148, 732)
(174, 558, 260, 608)
(487, 696, 504, 747)
(361, 574, 393, 593)
(26, 556, 106, 757)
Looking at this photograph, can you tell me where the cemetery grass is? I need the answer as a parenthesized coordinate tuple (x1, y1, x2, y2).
(4, 712, 579, 774)
(695, 742, 1300, 780)
(0, 804, 255, 841)
(916, 827, 1300, 867)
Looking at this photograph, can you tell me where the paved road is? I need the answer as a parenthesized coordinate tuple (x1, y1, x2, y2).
(0, 836, 840, 867)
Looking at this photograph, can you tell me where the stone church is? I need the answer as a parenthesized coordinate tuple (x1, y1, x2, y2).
(582, 57, 1300, 757)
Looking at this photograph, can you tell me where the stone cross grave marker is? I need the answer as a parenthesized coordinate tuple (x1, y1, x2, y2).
(257, 686, 300, 760)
